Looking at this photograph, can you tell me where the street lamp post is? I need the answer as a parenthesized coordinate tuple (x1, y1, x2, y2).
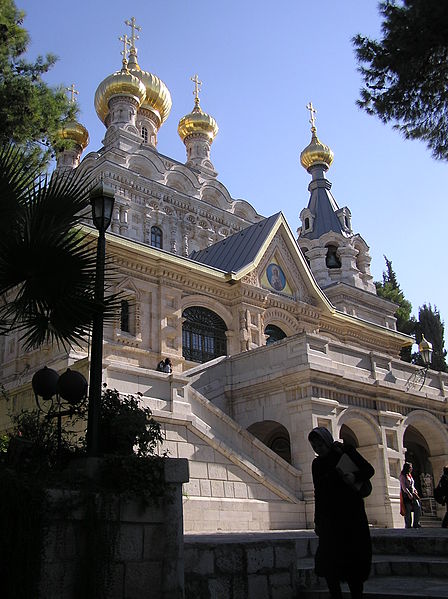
(86, 184, 115, 457)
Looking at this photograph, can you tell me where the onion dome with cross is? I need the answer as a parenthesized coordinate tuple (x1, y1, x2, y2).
(178, 75, 219, 176)
(125, 16, 172, 129)
(94, 30, 146, 127)
(55, 84, 90, 170)
(178, 74, 218, 143)
(300, 102, 334, 171)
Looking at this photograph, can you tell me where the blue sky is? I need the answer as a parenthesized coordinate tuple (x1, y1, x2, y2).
(20, 0, 448, 335)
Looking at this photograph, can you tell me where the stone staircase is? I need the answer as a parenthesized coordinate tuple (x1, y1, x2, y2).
(297, 528, 448, 598)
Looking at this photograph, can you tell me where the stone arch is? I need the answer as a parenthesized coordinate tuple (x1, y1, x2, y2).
(337, 408, 382, 446)
(232, 199, 260, 222)
(263, 307, 297, 337)
(165, 166, 199, 195)
(127, 153, 165, 181)
(402, 410, 448, 508)
(247, 420, 292, 464)
(181, 295, 233, 331)
(201, 183, 232, 209)
(182, 306, 228, 364)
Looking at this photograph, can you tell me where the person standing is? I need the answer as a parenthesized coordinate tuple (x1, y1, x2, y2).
(308, 427, 375, 599)
(399, 462, 421, 528)
(435, 466, 448, 528)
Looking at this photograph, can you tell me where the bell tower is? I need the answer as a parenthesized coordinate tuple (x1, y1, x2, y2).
(297, 102, 375, 294)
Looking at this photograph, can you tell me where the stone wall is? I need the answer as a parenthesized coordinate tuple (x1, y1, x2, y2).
(184, 533, 318, 599)
(39, 458, 189, 599)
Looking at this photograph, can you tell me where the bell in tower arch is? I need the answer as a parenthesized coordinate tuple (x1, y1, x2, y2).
(326, 245, 341, 269)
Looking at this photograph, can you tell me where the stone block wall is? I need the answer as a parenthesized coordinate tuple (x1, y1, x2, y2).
(185, 535, 319, 599)
(39, 458, 189, 599)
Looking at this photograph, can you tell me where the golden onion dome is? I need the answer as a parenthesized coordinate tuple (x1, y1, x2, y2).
(178, 100, 218, 143)
(56, 120, 89, 150)
(300, 127, 334, 171)
(94, 66, 146, 124)
(127, 51, 171, 125)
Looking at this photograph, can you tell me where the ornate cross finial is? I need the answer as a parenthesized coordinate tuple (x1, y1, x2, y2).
(119, 33, 130, 66)
(306, 101, 317, 130)
(66, 83, 79, 104)
(125, 16, 141, 51)
(191, 74, 202, 104)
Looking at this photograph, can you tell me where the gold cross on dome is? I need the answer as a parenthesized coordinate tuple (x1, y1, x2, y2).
(125, 16, 141, 50)
(191, 74, 202, 102)
(119, 33, 130, 62)
(306, 101, 317, 130)
(66, 83, 79, 104)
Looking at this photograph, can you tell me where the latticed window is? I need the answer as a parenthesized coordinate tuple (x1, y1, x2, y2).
(265, 324, 286, 345)
(141, 126, 148, 143)
(151, 226, 162, 249)
(182, 307, 227, 363)
(120, 300, 130, 332)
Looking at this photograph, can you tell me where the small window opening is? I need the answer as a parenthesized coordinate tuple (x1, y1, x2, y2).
(151, 226, 163, 249)
(326, 245, 341, 269)
(141, 126, 148, 144)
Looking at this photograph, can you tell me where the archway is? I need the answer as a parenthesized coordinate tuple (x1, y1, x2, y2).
(247, 420, 291, 464)
(403, 426, 434, 514)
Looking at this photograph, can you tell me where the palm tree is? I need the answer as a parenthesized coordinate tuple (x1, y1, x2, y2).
(0, 144, 117, 349)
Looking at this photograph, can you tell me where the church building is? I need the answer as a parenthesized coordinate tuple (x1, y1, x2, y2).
(1, 19, 448, 531)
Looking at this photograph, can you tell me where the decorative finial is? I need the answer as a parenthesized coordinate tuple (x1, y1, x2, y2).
(191, 74, 202, 107)
(306, 101, 317, 132)
(125, 16, 141, 54)
(119, 33, 130, 70)
(66, 83, 79, 104)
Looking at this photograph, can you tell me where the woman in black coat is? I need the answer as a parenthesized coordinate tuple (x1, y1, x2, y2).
(308, 427, 375, 599)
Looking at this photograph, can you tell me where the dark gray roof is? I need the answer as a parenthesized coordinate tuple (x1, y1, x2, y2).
(189, 213, 281, 272)
(301, 171, 344, 240)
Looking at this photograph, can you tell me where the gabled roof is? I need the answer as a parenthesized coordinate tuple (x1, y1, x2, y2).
(189, 212, 281, 272)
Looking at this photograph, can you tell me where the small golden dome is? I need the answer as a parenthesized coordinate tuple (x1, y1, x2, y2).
(300, 127, 334, 171)
(94, 67, 146, 124)
(56, 121, 89, 149)
(178, 100, 218, 143)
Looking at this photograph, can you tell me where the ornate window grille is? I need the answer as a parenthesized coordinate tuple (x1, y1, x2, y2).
(182, 307, 227, 363)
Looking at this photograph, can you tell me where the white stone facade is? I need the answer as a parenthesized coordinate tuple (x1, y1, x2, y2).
(1, 61, 448, 533)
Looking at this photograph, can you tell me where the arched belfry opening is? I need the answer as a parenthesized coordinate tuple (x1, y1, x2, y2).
(247, 421, 292, 464)
(182, 306, 227, 364)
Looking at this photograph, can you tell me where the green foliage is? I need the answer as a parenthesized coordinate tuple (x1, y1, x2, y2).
(0, 0, 77, 169)
(414, 304, 447, 372)
(375, 255, 412, 332)
(0, 144, 120, 349)
(100, 387, 165, 457)
(353, 0, 448, 160)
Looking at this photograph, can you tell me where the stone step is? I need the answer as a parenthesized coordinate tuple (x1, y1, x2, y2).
(297, 576, 448, 598)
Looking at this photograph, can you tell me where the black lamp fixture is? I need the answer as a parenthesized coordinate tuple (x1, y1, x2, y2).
(31, 366, 88, 454)
(405, 334, 433, 391)
(90, 184, 115, 232)
(86, 183, 115, 457)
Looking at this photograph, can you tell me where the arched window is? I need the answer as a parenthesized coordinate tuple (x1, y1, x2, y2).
(247, 420, 292, 464)
(326, 245, 341, 268)
(304, 217, 310, 230)
(265, 324, 287, 345)
(182, 307, 227, 363)
(151, 226, 163, 249)
(141, 126, 148, 143)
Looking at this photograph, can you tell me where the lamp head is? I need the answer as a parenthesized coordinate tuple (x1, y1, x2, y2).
(419, 334, 433, 367)
(90, 183, 115, 232)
